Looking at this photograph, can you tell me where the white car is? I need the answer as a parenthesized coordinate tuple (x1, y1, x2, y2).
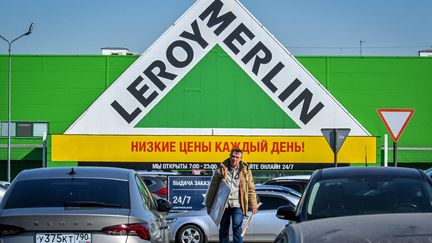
(165, 185, 299, 243)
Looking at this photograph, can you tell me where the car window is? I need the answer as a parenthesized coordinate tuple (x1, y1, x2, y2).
(136, 175, 156, 211)
(306, 177, 432, 219)
(143, 178, 157, 187)
(265, 181, 304, 194)
(3, 178, 130, 209)
(259, 195, 292, 210)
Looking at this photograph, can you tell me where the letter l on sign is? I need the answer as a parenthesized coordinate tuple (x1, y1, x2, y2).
(377, 108, 415, 143)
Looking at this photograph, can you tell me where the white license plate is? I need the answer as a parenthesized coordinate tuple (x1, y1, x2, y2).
(35, 233, 91, 243)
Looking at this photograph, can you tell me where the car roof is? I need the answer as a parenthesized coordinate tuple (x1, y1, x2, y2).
(0, 181, 10, 190)
(137, 170, 179, 176)
(318, 166, 424, 180)
(256, 185, 302, 197)
(256, 189, 301, 205)
(0, 181, 10, 186)
(266, 174, 311, 181)
(14, 166, 133, 181)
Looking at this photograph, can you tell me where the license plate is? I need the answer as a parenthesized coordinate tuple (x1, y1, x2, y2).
(35, 233, 91, 243)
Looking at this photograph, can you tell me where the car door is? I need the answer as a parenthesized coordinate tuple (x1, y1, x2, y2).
(248, 194, 292, 242)
(136, 175, 169, 243)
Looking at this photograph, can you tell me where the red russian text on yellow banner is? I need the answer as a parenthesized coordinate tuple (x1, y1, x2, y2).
(52, 135, 376, 163)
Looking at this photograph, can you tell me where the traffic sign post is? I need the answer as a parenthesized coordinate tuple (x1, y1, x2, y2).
(321, 128, 351, 167)
(377, 108, 415, 167)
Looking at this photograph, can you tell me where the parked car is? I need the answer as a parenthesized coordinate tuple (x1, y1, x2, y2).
(0, 182, 8, 203)
(0, 166, 171, 243)
(263, 174, 310, 194)
(0, 181, 10, 188)
(274, 213, 432, 243)
(254, 185, 301, 198)
(165, 185, 300, 243)
(138, 170, 179, 198)
(276, 166, 432, 224)
(425, 167, 432, 178)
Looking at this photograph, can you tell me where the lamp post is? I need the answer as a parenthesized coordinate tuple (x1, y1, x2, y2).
(359, 40, 366, 56)
(0, 23, 34, 182)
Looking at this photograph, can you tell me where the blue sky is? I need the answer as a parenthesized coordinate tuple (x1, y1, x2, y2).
(1, 0, 431, 56)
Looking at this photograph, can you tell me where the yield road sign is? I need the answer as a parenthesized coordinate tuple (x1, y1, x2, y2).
(321, 128, 351, 154)
(377, 108, 414, 143)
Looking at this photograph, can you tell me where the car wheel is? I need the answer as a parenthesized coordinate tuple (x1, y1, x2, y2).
(176, 224, 205, 243)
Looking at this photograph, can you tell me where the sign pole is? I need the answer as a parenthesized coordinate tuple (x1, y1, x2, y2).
(364, 146, 368, 167)
(333, 130, 337, 167)
(42, 132, 47, 168)
(377, 108, 414, 167)
(384, 134, 388, 167)
(321, 128, 350, 168)
(393, 142, 397, 167)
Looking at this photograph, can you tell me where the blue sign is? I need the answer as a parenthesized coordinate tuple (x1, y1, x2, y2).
(168, 176, 211, 211)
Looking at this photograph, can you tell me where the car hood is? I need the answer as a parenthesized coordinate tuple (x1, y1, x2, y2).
(290, 213, 432, 242)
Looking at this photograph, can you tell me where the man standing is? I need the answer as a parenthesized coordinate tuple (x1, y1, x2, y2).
(205, 148, 258, 243)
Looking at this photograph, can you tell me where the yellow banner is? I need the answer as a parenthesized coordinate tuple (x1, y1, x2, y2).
(52, 135, 376, 163)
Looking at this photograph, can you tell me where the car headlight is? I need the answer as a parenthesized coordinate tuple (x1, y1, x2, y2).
(165, 218, 177, 224)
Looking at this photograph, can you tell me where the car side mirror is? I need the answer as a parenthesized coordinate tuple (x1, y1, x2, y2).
(276, 205, 298, 221)
(156, 198, 171, 212)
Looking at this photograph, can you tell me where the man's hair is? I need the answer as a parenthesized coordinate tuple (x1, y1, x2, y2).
(230, 147, 243, 155)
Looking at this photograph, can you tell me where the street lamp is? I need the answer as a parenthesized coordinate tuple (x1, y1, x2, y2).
(0, 23, 34, 182)
(359, 40, 366, 56)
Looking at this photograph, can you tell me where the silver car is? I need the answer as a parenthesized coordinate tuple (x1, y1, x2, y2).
(165, 185, 300, 243)
(0, 186, 5, 202)
(0, 166, 171, 243)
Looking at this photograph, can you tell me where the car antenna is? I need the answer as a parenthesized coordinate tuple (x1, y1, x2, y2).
(68, 167, 77, 176)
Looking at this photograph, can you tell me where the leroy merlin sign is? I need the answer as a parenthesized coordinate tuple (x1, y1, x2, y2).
(53, 0, 375, 166)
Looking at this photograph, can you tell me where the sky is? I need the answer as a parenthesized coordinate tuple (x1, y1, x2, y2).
(0, 0, 431, 56)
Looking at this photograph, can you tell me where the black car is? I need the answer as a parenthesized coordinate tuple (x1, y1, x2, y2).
(275, 213, 432, 243)
(276, 166, 432, 223)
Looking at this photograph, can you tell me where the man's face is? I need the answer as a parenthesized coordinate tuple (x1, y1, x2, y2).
(230, 152, 242, 168)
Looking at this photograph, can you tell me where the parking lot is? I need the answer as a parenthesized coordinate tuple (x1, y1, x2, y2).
(2, 167, 432, 243)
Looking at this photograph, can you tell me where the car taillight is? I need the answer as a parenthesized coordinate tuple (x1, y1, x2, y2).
(155, 187, 168, 196)
(102, 223, 150, 240)
(0, 224, 25, 236)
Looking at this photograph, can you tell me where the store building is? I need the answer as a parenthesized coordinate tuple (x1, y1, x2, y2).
(1, 0, 431, 180)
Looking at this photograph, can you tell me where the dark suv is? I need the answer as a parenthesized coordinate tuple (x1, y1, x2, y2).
(276, 166, 432, 223)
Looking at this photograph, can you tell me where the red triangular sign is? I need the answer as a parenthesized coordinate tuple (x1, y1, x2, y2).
(377, 108, 415, 143)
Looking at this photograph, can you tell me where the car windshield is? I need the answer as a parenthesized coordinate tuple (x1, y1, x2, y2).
(306, 176, 432, 220)
(4, 178, 130, 209)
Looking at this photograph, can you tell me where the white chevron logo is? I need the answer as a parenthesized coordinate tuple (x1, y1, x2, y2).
(66, 0, 369, 136)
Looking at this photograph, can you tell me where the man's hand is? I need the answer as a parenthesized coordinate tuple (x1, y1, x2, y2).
(251, 208, 257, 214)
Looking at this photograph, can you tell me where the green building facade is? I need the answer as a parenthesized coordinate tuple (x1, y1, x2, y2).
(1, 53, 431, 180)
